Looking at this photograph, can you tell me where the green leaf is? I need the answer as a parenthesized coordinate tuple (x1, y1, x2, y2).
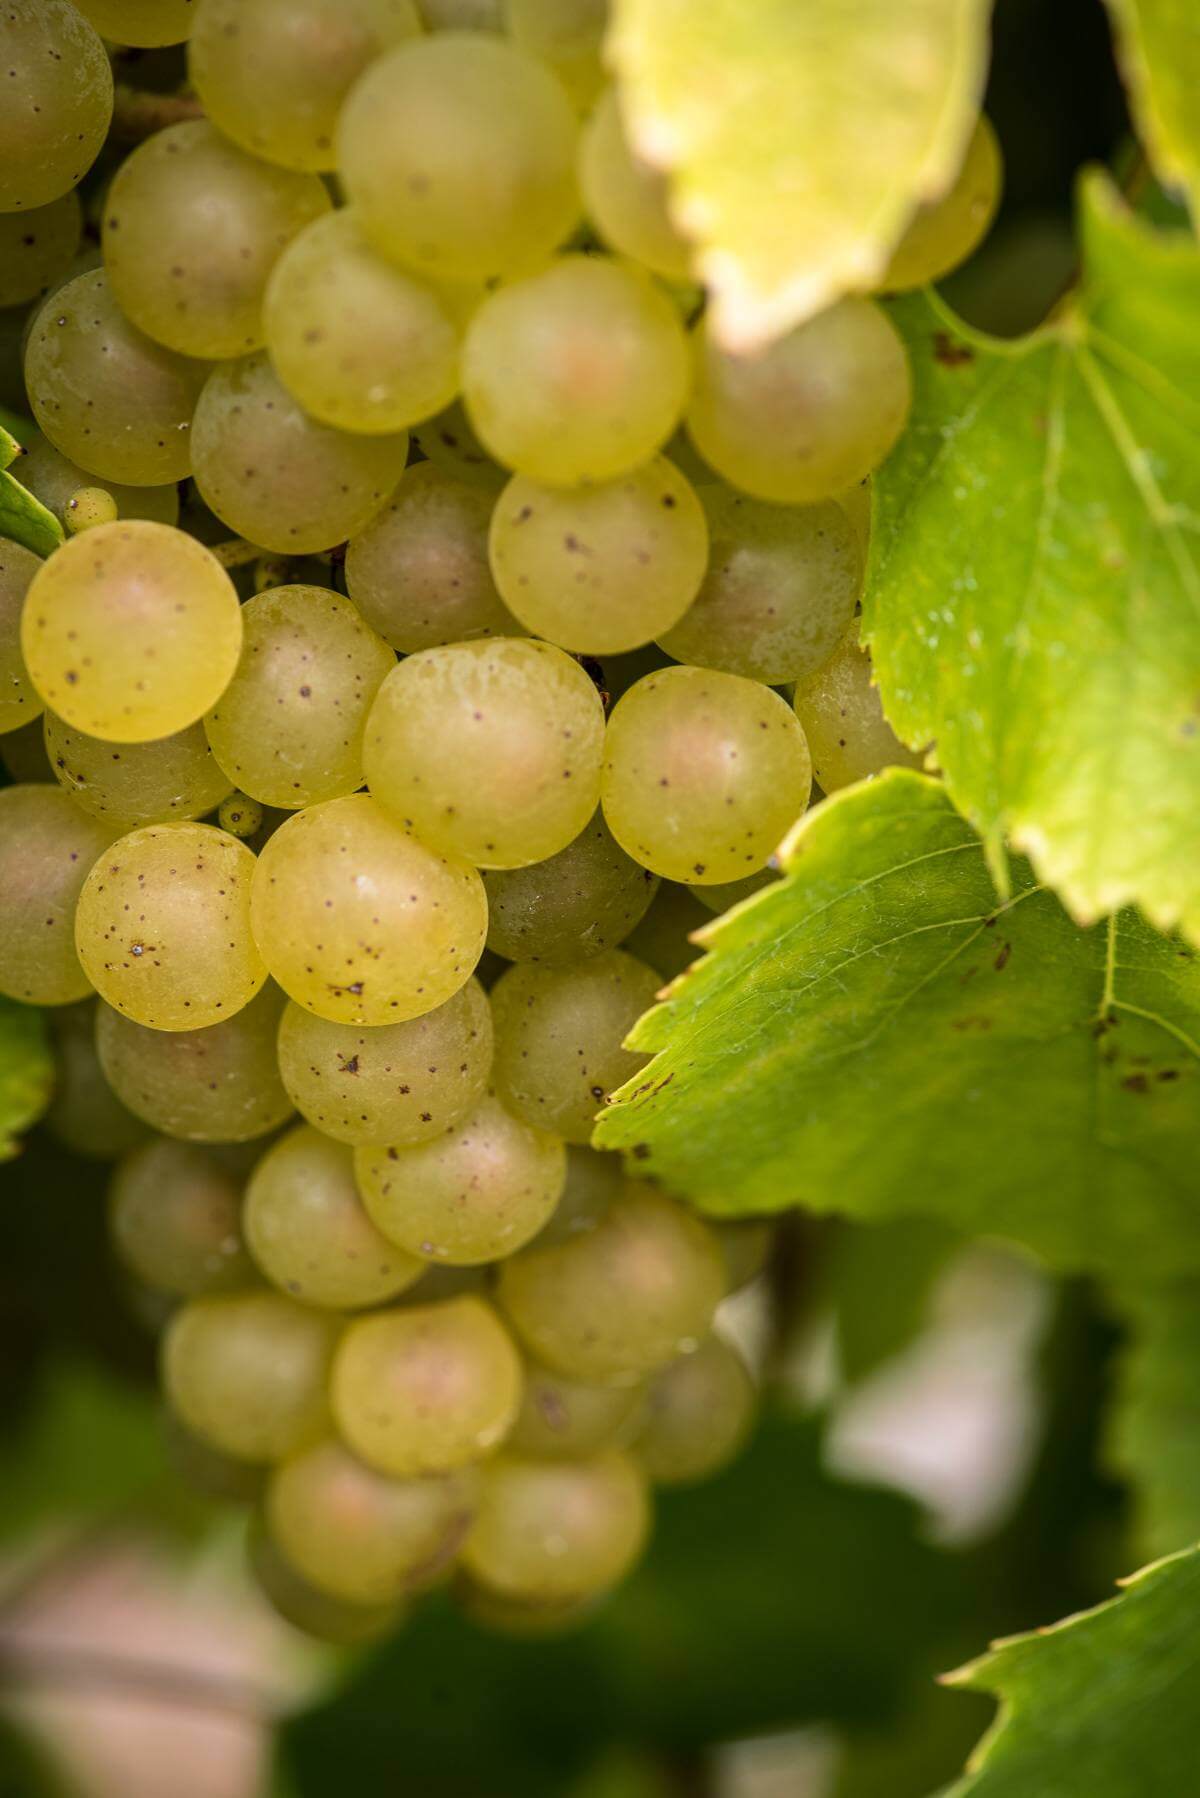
(1105, 1, 1200, 218)
(0, 997, 52, 1158)
(826, 1217, 961, 1385)
(595, 770, 1200, 1281)
(0, 414, 63, 557)
(865, 173, 1200, 942)
(608, 0, 992, 349)
(942, 1546, 1200, 1796)
(1107, 1279, 1200, 1560)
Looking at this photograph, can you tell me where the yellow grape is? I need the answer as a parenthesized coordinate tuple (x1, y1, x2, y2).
(884, 117, 1003, 291)
(74, 0, 198, 46)
(0, 192, 81, 308)
(460, 1450, 650, 1601)
(792, 633, 925, 791)
(44, 713, 233, 832)
(509, 1361, 643, 1460)
(483, 810, 659, 965)
(0, 1, 112, 212)
(579, 86, 692, 281)
(0, 785, 115, 1004)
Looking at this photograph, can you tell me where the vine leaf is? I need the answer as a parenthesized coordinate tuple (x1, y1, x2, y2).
(1104, 0, 1200, 218)
(1107, 1280, 1200, 1560)
(0, 997, 52, 1159)
(594, 770, 1200, 1281)
(865, 173, 1200, 943)
(607, 0, 992, 349)
(942, 1547, 1200, 1795)
(0, 422, 62, 559)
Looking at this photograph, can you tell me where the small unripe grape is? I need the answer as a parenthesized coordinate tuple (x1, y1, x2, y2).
(14, 431, 179, 531)
(483, 811, 659, 965)
(883, 116, 1003, 291)
(75, 822, 267, 1031)
(64, 488, 118, 535)
(0, 539, 43, 735)
(276, 978, 493, 1147)
(460, 1450, 650, 1601)
(74, 0, 197, 46)
(0, 192, 82, 308)
(0, 2, 112, 212)
(579, 86, 692, 281)
(490, 951, 661, 1144)
(218, 793, 265, 841)
(635, 1334, 756, 1485)
(792, 634, 924, 791)
(331, 1296, 523, 1477)
(44, 714, 233, 833)
(364, 637, 605, 868)
(109, 1137, 255, 1298)
(0, 785, 115, 1005)
(509, 1361, 642, 1460)
(250, 1527, 401, 1644)
(534, 1142, 626, 1246)
(44, 1001, 150, 1162)
(163, 1289, 340, 1463)
(249, 794, 487, 1026)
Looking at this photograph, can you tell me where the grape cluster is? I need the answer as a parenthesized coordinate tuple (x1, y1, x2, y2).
(0, 0, 1000, 1641)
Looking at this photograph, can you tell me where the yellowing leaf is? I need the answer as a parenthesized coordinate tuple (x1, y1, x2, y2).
(1105, 0, 1200, 218)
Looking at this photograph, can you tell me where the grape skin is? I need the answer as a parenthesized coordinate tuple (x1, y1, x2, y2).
(0, 785, 116, 1006)
(44, 714, 233, 833)
(792, 634, 925, 792)
(44, 1000, 150, 1162)
(883, 116, 1003, 292)
(635, 1333, 756, 1485)
(0, 539, 43, 736)
(509, 1360, 644, 1460)
(14, 431, 180, 531)
(460, 1449, 650, 1601)
(579, 86, 692, 282)
(0, 192, 82, 309)
(482, 810, 660, 966)
(0, 2, 113, 213)
(74, 0, 198, 47)
(109, 1136, 255, 1298)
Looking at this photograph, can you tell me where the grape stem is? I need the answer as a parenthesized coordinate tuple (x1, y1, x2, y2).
(110, 85, 206, 144)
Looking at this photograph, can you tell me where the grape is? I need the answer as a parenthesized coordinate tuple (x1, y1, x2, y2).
(356, 1091, 566, 1265)
(838, 479, 872, 557)
(95, 983, 293, 1143)
(460, 1450, 649, 1600)
(14, 431, 180, 530)
(345, 462, 518, 653)
(621, 881, 709, 983)
(533, 1141, 624, 1245)
(102, 121, 331, 360)
(456, 1578, 594, 1637)
(337, 34, 578, 282)
(483, 810, 658, 965)
(331, 1295, 522, 1477)
(504, 0, 606, 111)
(24, 272, 209, 487)
(0, 2, 112, 213)
(266, 1437, 477, 1607)
(44, 714, 232, 832)
(109, 1136, 255, 1297)
(462, 256, 688, 484)
(635, 1333, 756, 1485)
(65, 488, 119, 534)
(659, 489, 861, 684)
(265, 210, 461, 435)
(0, 785, 114, 1004)
(579, 87, 691, 281)
(687, 300, 911, 505)
(218, 793, 265, 841)
(601, 667, 812, 884)
(244, 1123, 423, 1309)
(249, 794, 487, 1025)
(0, 192, 81, 308)
(191, 353, 408, 555)
(75, 821, 267, 1031)
(190, 0, 422, 172)
(23, 523, 242, 743)
(0, 539, 42, 735)
(276, 977, 493, 1148)
(490, 951, 660, 1143)
(412, 402, 507, 492)
(792, 634, 925, 791)
(203, 585, 394, 810)
(164, 1413, 268, 1507)
(497, 1185, 725, 1383)
(418, 0, 501, 26)
(74, 0, 198, 46)
(488, 456, 708, 654)
(44, 1001, 150, 1161)
(883, 116, 1003, 291)
(712, 1218, 774, 1292)
(163, 1289, 339, 1462)
(250, 1526, 401, 1643)
(688, 866, 778, 915)
(364, 638, 605, 868)
(509, 1361, 642, 1459)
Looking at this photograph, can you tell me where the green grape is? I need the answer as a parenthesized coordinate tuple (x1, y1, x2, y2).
(363, 637, 605, 868)
(345, 462, 517, 653)
(686, 299, 911, 504)
(601, 666, 812, 884)
(249, 793, 487, 1025)
(244, 1122, 423, 1309)
(412, 401, 507, 492)
(659, 488, 861, 684)
(418, 0, 501, 26)
(455, 1577, 594, 1637)
(218, 793, 265, 840)
(687, 865, 778, 915)
(190, 0, 421, 172)
(102, 121, 331, 360)
(462, 255, 688, 484)
(356, 1092, 566, 1265)
(250, 1526, 402, 1644)
(191, 353, 408, 555)
(75, 821, 267, 1031)
(0, 785, 114, 1004)
(265, 209, 460, 434)
(331, 1295, 522, 1476)
(483, 810, 658, 964)
(533, 1141, 624, 1245)
(635, 1333, 756, 1485)
(266, 1437, 477, 1606)
(44, 1001, 150, 1161)
(74, 0, 198, 45)
(163, 1289, 339, 1462)
(712, 1217, 773, 1292)
(14, 430, 180, 530)
(338, 34, 578, 282)
(792, 633, 924, 792)
(95, 983, 292, 1143)
(24, 271, 209, 487)
(109, 1136, 255, 1297)
(621, 881, 709, 983)
(203, 585, 394, 810)
(0, 716, 53, 784)
(65, 488, 119, 534)
(490, 951, 659, 1143)
(0, 2, 112, 212)
(488, 456, 708, 654)
(883, 116, 1003, 291)
(22, 523, 242, 742)
(0, 539, 42, 735)
(0, 192, 81, 307)
(837, 478, 871, 557)
(276, 977, 493, 1147)
(163, 1413, 268, 1507)
(579, 86, 691, 281)
(497, 1185, 725, 1383)
(504, 0, 606, 111)
(44, 714, 232, 832)
(460, 1449, 649, 1600)
(509, 1360, 642, 1459)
